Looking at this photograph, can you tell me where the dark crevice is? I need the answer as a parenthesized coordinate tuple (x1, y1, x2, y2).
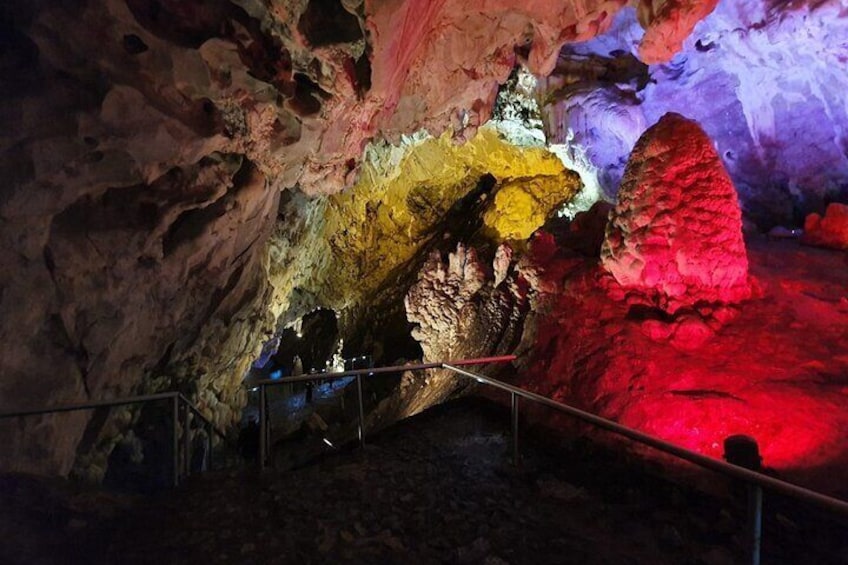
(162, 200, 226, 257)
(43, 245, 56, 281)
(344, 47, 372, 98)
(297, 0, 363, 47)
(151, 342, 176, 376)
(288, 73, 327, 116)
(125, 0, 235, 49)
(45, 313, 93, 399)
(205, 262, 245, 322)
(122, 34, 148, 55)
(160, 158, 252, 257)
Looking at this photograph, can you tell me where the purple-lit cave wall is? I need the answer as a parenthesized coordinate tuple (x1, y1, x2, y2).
(541, 0, 848, 227)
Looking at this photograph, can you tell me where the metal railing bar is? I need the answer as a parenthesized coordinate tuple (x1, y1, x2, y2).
(0, 392, 230, 443)
(255, 356, 516, 470)
(251, 355, 517, 387)
(0, 391, 179, 420)
(177, 394, 229, 441)
(443, 364, 848, 516)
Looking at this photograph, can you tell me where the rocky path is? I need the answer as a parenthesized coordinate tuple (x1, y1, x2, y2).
(4, 397, 847, 564)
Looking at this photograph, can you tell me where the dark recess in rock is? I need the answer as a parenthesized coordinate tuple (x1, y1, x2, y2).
(344, 47, 373, 98)
(297, 0, 363, 47)
(235, 23, 295, 95)
(162, 160, 255, 257)
(204, 262, 246, 324)
(0, 141, 35, 195)
(355, 49, 372, 95)
(270, 115, 302, 150)
(289, 73, 324, 116)
(162, 196, 226, 256)
(122, 34, 148, 55)
(0, 19, 40, 96)
(125, 0, 234, 48)
(274, 309, 339, 373)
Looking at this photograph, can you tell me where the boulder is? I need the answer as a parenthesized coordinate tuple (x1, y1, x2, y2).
(802, 203, 848, 250)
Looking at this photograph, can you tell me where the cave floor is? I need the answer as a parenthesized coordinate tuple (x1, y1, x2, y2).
(5, 396, 847, 564)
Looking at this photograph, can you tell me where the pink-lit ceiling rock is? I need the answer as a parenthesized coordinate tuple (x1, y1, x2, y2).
(636, 0, 720, 64)
(601, 113, 751, 313)
(306, 0, 633, 189)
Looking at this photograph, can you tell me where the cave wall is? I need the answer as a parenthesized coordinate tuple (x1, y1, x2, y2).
(2, 0, 710, 475)
(540, 0, 848, 227)
(8, 0, 831, 479)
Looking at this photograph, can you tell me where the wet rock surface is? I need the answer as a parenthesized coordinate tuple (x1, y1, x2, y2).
(4, 397, 847, 564)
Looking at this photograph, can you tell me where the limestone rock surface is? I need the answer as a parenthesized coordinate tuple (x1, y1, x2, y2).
(0, 0, 784, 477)
(637, 0, 720, 64)
(405, 245, 528, 364)
(538, 1, 848, 225)
(601, 112, 750, 313)
(803, 203, 848, 251)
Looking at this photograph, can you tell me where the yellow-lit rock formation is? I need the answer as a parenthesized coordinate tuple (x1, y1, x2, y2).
(298, 126, 579, 310)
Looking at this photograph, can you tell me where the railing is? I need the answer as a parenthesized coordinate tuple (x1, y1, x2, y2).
(0, 392, 228, 487)
(256, 356, 848, 565)
(251, 356, 518, 469)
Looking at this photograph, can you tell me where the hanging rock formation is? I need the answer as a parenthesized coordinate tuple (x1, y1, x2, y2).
(636, 0, 720, 64)
(601, 112, 751, 314)
(406, 244, 529, 364)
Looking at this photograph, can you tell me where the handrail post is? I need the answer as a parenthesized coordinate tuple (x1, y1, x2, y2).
(259, 384, 267, 469)
(723, 435, 763, 565)
(356, 374, 365, 448)
(206, 421, 213, 471)
(748, 484, 763, 565)
(183, 399, 191, 478)
(511, 391, 519, 466)
(171, 394, 180, 487)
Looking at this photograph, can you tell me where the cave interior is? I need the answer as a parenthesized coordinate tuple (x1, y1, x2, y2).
(1, 0, 847, 561)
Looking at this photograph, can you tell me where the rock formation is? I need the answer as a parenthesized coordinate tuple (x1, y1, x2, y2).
(406, 244, 529, 364)
(636, 0, 720, 64)
(538, 0, 848, 226)
(803, 203, 848, 251)
(601, 112, 750, 314)
(1, 0, 847, 486)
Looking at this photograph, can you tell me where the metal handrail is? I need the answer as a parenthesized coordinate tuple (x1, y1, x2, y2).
(0, 392, 180, 420)
(256, 356, 847, 564)
(0, 391, 229, 487)
(177, 393, 229, 441)
(251, 355, 518, 387)
(443, 364, 848, 516)
(254, 355, 517, 467)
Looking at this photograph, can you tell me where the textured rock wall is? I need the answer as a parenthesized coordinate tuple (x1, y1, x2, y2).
(317, 127, 578, 311)
(406, 243, 531, 372)
(0, 0, 725, 476)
